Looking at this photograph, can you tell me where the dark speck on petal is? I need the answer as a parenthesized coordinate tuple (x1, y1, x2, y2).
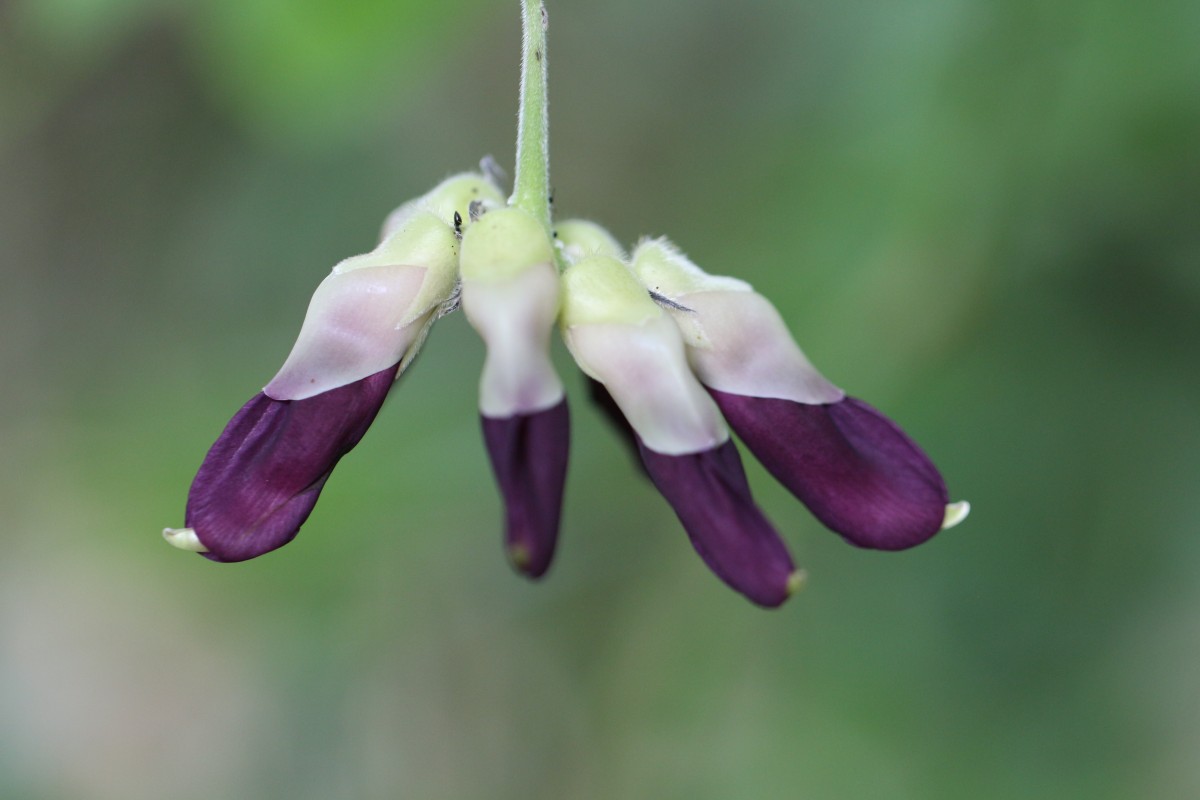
(637, 438, 798, 608)
(186, 365, 398, 562)
(481, 398, 570, 579)
(711, 391, 949, 550)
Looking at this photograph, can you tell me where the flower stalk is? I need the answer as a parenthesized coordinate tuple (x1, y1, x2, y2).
(511, 0, 552, 235)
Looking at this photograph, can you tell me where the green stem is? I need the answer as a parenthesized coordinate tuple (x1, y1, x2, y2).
(511, 0, 551, 234)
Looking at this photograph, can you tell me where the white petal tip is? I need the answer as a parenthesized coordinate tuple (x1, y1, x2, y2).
(786, 569, 809, 596)
(163, 527, 208, 553)
(942, 501, 971, 530)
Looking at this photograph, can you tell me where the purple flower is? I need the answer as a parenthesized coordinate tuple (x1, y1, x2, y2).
(165, 175, 503, 562)
(165, 178, 966, 610)
(629, 237, 969, 551)
(460, 208, 570, 577)
(559, 252, 803, 607)
(177, 366, 399, 562)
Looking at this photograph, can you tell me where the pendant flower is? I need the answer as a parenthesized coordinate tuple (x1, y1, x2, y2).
(558, 250, 802, 607)
(629, 237, 970, 550)
(165, 0, 968, 609)
(165, 173, 504, 561)
(459, 207, 569, 578)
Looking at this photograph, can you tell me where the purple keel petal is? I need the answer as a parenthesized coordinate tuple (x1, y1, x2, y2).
(710, 391, 949, 550)
(637, 438, 798, 608)
(185, 365, 398, 562)
(481, 399, 570, 579)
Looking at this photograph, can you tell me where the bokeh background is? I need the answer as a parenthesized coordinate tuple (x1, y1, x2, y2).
(2, 0, 1198, 797)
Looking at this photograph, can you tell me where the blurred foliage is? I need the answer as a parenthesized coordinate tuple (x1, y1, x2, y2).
(1, 0, 1198, 798)
(5, 0, 475, 146)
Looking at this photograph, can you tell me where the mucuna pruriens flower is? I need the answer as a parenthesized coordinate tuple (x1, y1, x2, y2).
(181, 366, 398, 562)
(166, 174, 504, 562)
(460, 208, 569, 577)
(166, 3, 968, 608)
(629, 236, 968, 551)
(166, 192, 967, 605)
(559, 253, 802, 607)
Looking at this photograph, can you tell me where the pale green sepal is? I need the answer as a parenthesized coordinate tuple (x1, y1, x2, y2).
(631, 237, 752, 299)
(559, 255, 659, 328)
(379, 172, 506, 242)
(556, 219, 626, 264)
(378, 198, 420, 244)
(420, 173, 506, 229)
(459, 207, 555, 283)
(395, 311, 439, 379)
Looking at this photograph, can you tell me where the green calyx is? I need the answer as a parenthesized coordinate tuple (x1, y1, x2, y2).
(556, 219, 626, 263)
(459, 207, 555, 282)
(421, 173, 506, 229)
(339, 210, 459, 275)
(630, 237, 751, 299)
(560, 255, 660, 328)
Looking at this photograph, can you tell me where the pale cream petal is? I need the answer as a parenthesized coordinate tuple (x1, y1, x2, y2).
(264, 265, 430, 401)
(565, 316, 728, 455)
(462, 262, 565, 417)
(675, 290, 844, 405)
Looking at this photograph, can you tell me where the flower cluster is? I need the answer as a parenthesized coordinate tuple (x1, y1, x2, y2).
(165, 168, 968, 608)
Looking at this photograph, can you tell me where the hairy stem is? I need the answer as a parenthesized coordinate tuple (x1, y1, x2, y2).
(511, 0, 551, 234)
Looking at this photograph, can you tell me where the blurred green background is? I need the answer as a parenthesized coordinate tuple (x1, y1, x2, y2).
(2, 0, 1198, 797)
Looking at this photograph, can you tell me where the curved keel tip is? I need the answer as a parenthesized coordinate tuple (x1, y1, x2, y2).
(163, 527, 209, 553)
(942, 501, 971, 530)
(786, 569, 808, 597)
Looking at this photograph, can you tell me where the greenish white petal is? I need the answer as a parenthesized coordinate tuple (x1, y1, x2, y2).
(264, 264, 433, 401)
(629, 237, 842, 405)
(565, 317, 728, 455)
(675, 291, 843, 404)
(336, 210, 460, 329)
(462, 262, 564, 417)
